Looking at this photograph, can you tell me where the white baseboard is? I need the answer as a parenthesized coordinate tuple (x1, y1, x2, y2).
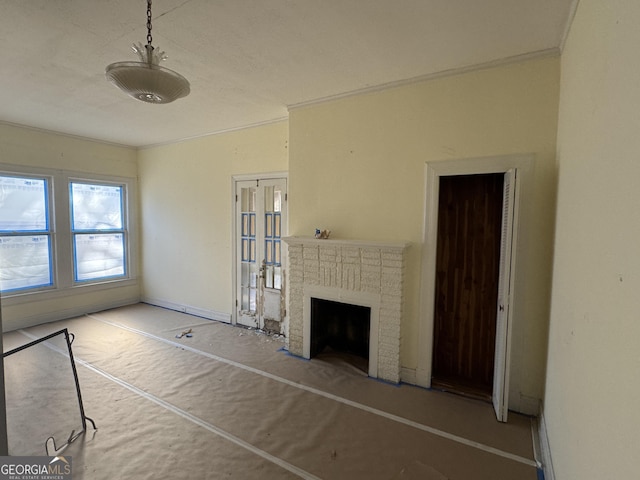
(518, 394, 542, 416)
(141, 297, 232, 323)
(534, 406, 555, 480)
(4, 296, 141, 332)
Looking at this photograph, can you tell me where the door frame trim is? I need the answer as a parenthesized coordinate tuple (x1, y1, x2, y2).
(231, 172, 288, 327)
(417, 155, 533, 415)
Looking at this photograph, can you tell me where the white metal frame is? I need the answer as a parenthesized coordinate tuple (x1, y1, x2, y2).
(417, 154, 532, 421)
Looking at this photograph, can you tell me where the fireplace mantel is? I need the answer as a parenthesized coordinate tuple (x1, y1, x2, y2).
(283, 236, 409, 383)
(283, 236, 410, 251)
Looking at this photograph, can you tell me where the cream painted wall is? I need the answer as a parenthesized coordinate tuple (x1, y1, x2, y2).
(545, 1, 640, 478)
(289, 56, 560, 412)
(0, 123, 139, 331)
(0, 123, 137, 177)
(137, 121, 288, 319)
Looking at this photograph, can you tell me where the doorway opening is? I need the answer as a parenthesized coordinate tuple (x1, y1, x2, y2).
(431, 173, 504, 400)
(419, 154, 528, 422)
(233, 175, 287, 333)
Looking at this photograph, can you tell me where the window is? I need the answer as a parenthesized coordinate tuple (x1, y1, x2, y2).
(70, 182, 126, 282)
(0, 165, 136, 296)
(0, 175, 53, 292)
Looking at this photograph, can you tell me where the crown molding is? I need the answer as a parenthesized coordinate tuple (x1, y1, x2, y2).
(288, 48, 560, 112)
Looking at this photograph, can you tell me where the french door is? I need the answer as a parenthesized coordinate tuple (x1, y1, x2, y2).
(235, 177, 287, 332)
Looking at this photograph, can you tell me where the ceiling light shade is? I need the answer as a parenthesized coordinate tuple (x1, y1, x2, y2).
(105, 1, 190, 104)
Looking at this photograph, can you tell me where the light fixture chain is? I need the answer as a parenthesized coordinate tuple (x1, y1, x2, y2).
(146, 0, 153, 46)
(105, 0, 190, 103)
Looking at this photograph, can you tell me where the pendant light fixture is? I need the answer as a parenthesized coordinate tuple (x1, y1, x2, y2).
(105, 0, 190, 104)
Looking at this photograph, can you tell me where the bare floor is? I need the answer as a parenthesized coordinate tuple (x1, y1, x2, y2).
(3, 303, 540, 479)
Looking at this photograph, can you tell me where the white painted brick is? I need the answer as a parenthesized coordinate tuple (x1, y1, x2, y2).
(342, 266, 361, 291)
(289, 340, 303, 357)
(303, 247, 319, 259)
(361, 273, 381, 294)
(382, 263, 401, 273)
(361, 264, 381, 277)
(381, 250, 403, 262)
(319, 261, 337, 271)
(304, 261, 319, 278)
(319, 246, 338, 261)
(380, 322, 401, 341)
(380, 304, 402, 318)
(361, 249, 381, 266)
(285, 239, 406, 383)
(381, 279, 402, 295)
(341, 247, 361, 264)
(361, 270, 380, 285)
(321, 265, 339, 287)
(381, 259, 403, 270)
(289, 271, 304, 285)
(381, 292, 402, 304)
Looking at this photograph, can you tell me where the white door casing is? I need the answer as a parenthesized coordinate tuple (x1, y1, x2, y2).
(233, 174, 287, 331)
(418, 155, 529, 422)
(493, 168, 517, 422)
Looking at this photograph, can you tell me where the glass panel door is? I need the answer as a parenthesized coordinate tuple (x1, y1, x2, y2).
(235, 178, 287, 331)
(237, 183, 258, 327)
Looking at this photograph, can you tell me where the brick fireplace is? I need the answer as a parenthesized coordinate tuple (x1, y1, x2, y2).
(283, 237, 409, 383)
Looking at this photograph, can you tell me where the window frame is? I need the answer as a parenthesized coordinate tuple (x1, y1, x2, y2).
(69, 180, 128, 284)
(0, 163, 138, 304)
(0, 173, 55, 293)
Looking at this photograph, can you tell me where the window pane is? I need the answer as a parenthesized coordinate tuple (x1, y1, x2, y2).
(241, 187, 256, 213)
(241, 287, 250, 311)
(274, 240, 281, 265)
(241, 239, 249, 262)
(264, 186, 274, 213)
(250, 238, 256, 262)
(274, 266, 282, 290)
(265, 239, 273, 263)
(274, 213, 281, 238)
(249, 263, 258, 288)
(71, 183, 122, 230)
(241, 214, 249, 236)
(265, 265, 274, 289)
(0, 236, 52, 291)
(274, 188, 282, 213)
(0, 176, 48, 231)
(249, 213, 256, 236)
(241, 263, 249, 287)
(249, 288, 257, 312)
(74, 233, 125, 281)
(265, 213, 273, 238)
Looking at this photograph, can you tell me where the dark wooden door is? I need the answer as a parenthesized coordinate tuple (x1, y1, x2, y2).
(432, 173, 504, 398)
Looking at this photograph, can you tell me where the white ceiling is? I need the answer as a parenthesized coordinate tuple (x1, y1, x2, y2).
(0, 0, 575, 148)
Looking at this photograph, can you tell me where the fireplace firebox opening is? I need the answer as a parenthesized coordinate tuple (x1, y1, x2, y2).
(310, 297, 371, 372)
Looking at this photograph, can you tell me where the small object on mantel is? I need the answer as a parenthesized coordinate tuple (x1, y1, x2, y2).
(315, 228, 331, 239)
